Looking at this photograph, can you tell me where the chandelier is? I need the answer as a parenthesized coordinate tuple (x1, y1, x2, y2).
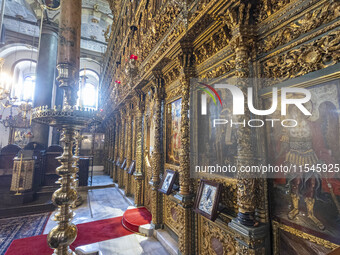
(0, 58, 17, 109)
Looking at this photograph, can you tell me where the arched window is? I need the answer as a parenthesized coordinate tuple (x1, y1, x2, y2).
(81, 83, 97, 109)
(78, 69, 98, 110)
(11, 60, 36, 103)
(22, 75, 35, 101)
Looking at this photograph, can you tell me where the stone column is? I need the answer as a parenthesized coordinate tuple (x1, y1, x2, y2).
(134, 94, 145, 206)
(113, 115, 120, 182)
(32, 22, 58, 147)
(225, 2, 268, 254)
(149, 73, 164, 228)
(175, 42, 195, 255)
(51, 80, 63, 145)
(124, 112, 133, 195)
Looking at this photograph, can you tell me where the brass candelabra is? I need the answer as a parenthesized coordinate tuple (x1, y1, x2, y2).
(31, 0, 102, 254)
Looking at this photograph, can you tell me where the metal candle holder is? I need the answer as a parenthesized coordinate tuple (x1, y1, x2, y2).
(31, 0, 102, 254)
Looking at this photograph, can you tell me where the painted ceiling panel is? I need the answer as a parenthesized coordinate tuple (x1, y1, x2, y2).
(1, 0, 113, 53)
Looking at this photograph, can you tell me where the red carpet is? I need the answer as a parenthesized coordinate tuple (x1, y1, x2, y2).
(122, 207, 152, 233)
(5, 216, 133, 255)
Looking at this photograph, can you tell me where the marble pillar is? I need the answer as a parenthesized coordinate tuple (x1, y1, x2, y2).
(51, 80, 63, 145)
(32, 22, 58, 147)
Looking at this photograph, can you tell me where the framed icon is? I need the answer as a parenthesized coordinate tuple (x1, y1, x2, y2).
(120, 158, 127, 169)
(166, 98, 182, 166)
(115, 157, 121, 166)
(158, 169, 177, 195)
(194, 180, 221, 221)
(127, 160, 136, 175)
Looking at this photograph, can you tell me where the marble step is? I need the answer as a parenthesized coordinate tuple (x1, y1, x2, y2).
(156, 229, 179, 255)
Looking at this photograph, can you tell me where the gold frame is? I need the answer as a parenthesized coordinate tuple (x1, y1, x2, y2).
(272, 221, 339, 254)
(164, 95, 182, 167)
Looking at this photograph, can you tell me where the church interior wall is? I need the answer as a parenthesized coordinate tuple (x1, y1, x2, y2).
(100, 0, 340, 254)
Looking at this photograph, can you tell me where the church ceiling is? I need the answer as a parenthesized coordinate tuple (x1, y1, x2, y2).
(2, 0, 113, 53)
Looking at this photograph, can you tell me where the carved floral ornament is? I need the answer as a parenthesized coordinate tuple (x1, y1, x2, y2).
(262, 30, 340, 85)
(200, 217, 236, 255)
(258, 1, 340, 54)
(163, 196, 183, 236)
(103, 0, 218, 112)
(200, 57, 236, 79)
(256, 0, 292, 22)
(223, 2, 252, 30)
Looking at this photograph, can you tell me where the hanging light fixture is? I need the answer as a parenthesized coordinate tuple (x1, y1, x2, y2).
(0, 57, 16, 108)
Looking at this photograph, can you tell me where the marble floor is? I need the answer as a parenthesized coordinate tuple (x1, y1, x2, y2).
(76, 234, 169, 255)
(44, 184, 169, 255)
(89, 171, 115, 187)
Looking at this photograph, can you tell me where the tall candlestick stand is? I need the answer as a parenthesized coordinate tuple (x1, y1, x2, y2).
(32, 0, 101, 254)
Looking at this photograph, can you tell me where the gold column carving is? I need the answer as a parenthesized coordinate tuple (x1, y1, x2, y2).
(106, 126, 111, 175)
(124, 111, 133, 195)
(176, 41, 196, 255)
(134, 94, 145, 206)
(178, 43, 195, 196)
(104, 127, 109, 174)
(109, 124, 114, 178)
(119, 112, 126, 188)
(149, 73, 164, 227)
(110, 118, 116, 178)
(113, 115, 120, 182)
(225, 2, 267, 254)
(222, 0, 257, 227)
(107, 123, 112, 176)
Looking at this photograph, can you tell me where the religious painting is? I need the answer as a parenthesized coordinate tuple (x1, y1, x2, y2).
(273, 222, 334, 255)
(266, 79, 340, 249)
(190, 79, 238, 179)
(127, 160, 135, 175)
(149, 113, 155, 155)
(11, 128, 32, 148)
(194, 179, 221, 221)
(166, 98, 182, 165)
(158, 169, 177, 195)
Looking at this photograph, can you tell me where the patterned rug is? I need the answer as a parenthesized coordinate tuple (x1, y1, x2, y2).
(0, 213, 50, 255)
